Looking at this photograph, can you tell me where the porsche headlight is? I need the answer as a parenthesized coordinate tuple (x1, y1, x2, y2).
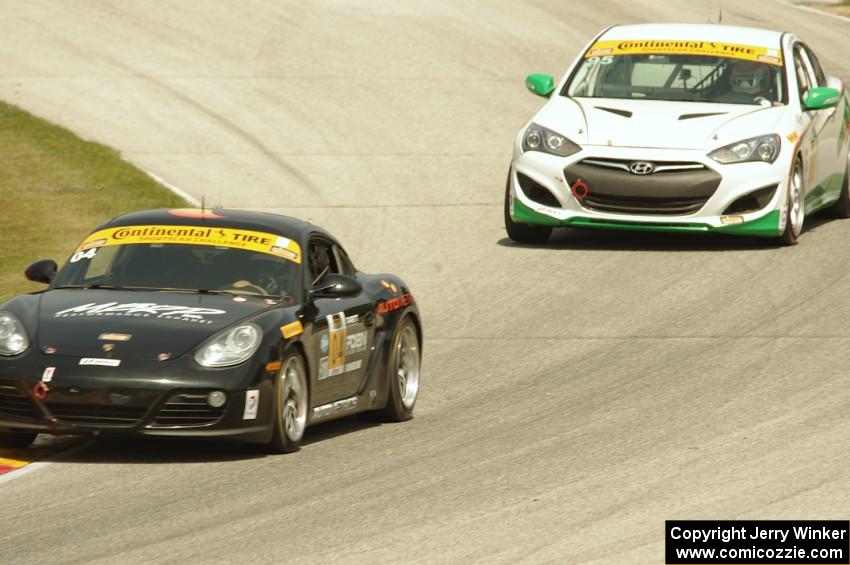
(709, 134, 780, 164)
(522, 123, 581, 157)
(195, 323, 262, 367)
(0, 312, 29, 356)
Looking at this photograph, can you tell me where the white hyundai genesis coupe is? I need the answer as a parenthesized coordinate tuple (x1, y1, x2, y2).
(506, 23, 850, 245)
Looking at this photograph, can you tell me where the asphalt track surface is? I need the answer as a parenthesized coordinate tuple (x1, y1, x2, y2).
(1, 1, 850, 563)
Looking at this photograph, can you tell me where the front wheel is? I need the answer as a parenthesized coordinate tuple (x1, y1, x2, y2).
(0, 431, 37, 449)
(779, 159, 805, 246)
(268, 350, 309, 454)
(504, 171, 552, 244)
(380, 317, 421, 422)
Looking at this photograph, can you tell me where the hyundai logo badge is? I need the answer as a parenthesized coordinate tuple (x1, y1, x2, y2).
(629, 161, 655, 175)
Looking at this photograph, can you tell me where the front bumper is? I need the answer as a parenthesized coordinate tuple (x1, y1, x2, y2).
(0, 355, 277, 443)
(509, 145, 791, 237)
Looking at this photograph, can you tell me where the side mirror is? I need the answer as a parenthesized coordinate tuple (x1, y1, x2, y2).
(310, 274, 362, 299)
(526, 73, 555, 97)
(803, 87, 841, 111)
(25, 259, 57, 284)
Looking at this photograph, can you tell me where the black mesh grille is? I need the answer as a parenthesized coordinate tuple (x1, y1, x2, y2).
(45, 403, 146, 426)
(0, 384, 41, 420)
(152, 393, 225, 427)
(583, 194, 709, 215)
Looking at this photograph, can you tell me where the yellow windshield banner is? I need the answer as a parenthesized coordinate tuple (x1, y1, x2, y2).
(76, 225, 302, 263)
(586, 40, 783, 66)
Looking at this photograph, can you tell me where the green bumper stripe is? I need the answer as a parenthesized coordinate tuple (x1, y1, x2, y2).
(713, 210, 782, 237)
(512, 197, 562, 225)
(512, 196, 782, 237)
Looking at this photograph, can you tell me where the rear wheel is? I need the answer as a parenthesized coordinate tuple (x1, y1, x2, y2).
(0, 431, 37, 449)
(268, 350, 308, 454)
(779, 159, 805, 246)
(828, 151, 850, 218)
(380, 317, 421, 422)
(504, 171, 552, 244)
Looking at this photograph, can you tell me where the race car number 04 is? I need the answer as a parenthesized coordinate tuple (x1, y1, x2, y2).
(70, 248, 98, 263)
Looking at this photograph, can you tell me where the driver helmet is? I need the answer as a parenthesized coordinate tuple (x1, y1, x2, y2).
(729, 61, 770, 95)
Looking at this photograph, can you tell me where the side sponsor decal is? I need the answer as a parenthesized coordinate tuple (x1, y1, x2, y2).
(326, 313, 347, 374)
(377, 293, 414, 315)
(318, 312, 368, 380)
(243, 390, 260, 420)
(55, 302, 226, 324)
(586, 39, 783, 66)
(280, 320, 303, 339)
(75, 225, 302, 264)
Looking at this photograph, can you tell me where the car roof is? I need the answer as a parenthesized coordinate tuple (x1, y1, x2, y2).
(95, 208, 332, 243)
(600, 23, 784, 49)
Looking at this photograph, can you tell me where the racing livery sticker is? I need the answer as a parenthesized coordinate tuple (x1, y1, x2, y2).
(243, 390, 259, 420)
(280, 320, 304, 339)
(55, 302, 226, 324)
(377, 293, 414, 315)
(75, 225, 302, 264)
(586, 40, 783, 66)
(326, 313, 347, 375)
(79, 358, 121, 367)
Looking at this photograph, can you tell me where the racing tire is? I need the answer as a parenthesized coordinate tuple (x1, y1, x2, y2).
(268, 349, 309, 454)
(779, 159, 805, 246)
(0, 431, 37, 449)
(504, 172, 552, 244)
(827, 152, 850, 218)
(379, 316, 421, 422)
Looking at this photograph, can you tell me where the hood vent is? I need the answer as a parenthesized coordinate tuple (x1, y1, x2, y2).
(678, 112, 727, 120)
(595, 106, 633, 118)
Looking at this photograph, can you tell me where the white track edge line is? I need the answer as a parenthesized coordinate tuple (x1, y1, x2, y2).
(779, 0, 850, 23)
(144, 170, 201, 207)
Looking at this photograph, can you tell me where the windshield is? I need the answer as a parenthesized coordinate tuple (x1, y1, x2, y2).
(567, 52, 785, 105)
(53, 225, 303, 299)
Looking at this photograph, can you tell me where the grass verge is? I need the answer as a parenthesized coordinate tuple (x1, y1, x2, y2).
(0, 101, 186, 302)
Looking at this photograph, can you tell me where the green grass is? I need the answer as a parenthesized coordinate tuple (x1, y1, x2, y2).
(0, 101, 186, 302)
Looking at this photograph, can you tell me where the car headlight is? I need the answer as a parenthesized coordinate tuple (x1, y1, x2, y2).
(708, 134, 780, 164)
(522, 123, 581, 157)
(195, 323, 262, 367)
(0, 311, 30, 356)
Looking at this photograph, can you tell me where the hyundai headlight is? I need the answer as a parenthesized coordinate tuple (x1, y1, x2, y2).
(709, 134, 780, 164)
(0, 312, 29, 356)
(195, 323, 262, 367)
(522, 123, 581, 157)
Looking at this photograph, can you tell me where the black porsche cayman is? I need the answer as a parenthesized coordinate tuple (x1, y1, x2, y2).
(0, 208, 422, 452)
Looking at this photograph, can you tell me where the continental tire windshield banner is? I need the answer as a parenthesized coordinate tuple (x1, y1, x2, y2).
(586, 40, 783, 66)
(76, 225, 302, 263)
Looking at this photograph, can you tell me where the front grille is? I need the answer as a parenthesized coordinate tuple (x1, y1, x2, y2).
(564, 158, 721, 216)
(45, 403, 147, 427)
(580, 158, 707, 174)
(583, 193, 709, 215)
(0, 384, 41, 420)
(152, 393, 225, 427)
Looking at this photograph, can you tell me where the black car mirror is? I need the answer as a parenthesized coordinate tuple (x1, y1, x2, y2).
(25, 259, 58, 284)
(310, 274, 362, 299)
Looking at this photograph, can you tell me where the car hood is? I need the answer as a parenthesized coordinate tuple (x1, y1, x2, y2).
(35, 289, 279, 362)
(535, 97, 788, 150)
